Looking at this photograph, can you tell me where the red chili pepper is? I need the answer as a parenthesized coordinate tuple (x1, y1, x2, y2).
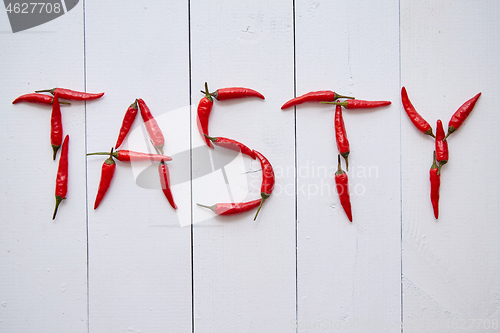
(115, 100, 138, 149)
(209, 87, 265, 101)
(94, 148, 116, 210)
(50, 93, 63, 160)
(197, 82, 214, 149)
(445, 92, 481, 139)
(253, 150, 275, 220)
(435, 119, 449, 171)
(12, 93, 70, 105)
(87, 150, 172, 162)
(401, 87, 435, 137)
(334, 155, 353, 222)
(323, 99, 391, 109)
(204, 134, 256, 159)
(334, 104, 350, 171)
(281, 90, 354, 110)
(197, 199, 262, 216)
(53, 135, 69, 220)
(35, 88, 104, 101)
(137, 98, 165, 154)
(429, 151, 440, 219)
(159, 160, 177, 210)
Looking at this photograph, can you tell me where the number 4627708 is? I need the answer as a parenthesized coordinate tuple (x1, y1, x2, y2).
(445, 319, 498, 330)
(5, 2, 62, 14)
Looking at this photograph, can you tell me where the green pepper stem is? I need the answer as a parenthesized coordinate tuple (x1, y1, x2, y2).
(320, 101, 347, 107)
(52, 145, 60, 160)
(431, 151, 438, 169)
(209, 90, 219, 100)
(341, 152, 350, 172)
(53, 195, 64, 220)
(87, 147, 115, 158)
(335, 155, 345, 175)
(253, 198, 266, 221)
(151, 141, 162, 155)
(203, 133, 216, 142)
(86, 152, 111, 156)
(35, 88, 56, 95)
(200, 82, 213, 102)
(444, 126, 455, 140)
(335, 94, 355, 99)
(197, 203, 216, 213)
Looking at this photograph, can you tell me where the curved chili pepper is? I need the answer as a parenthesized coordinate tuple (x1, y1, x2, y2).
(53, 135, 69, 220)
(435, 119, 449, 171)
(137, 98, 165, 154)
(430, 151, 440, 219)
(209, 87, 265, 101)
(159, 160, 177, 210)
(204, 134, 256, 159)
(115, 100, 138, 149)
(401, 87, 435, 137)
(322, 99, 391, 109)
(197, 199, 262, 216)
(12, 93, 70, 105)
(35, 88, 104, 101)
(253, 150, 275, 220)
(445, 92, 481, 139)
(281, 90, 354, 110)
(50, 93, 63, 160)
(94, 149, 116, 210)
(334, 155, 352, 222)
(87, 150, 172, 162)
(334, 104, 350, 171)
(197, 82, 214, 148)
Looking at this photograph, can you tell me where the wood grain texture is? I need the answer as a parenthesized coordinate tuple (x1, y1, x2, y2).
(295, 1, 402, 332)
(401, 0, 500, 331)
(190, 0, 295, 331)
(0, 3, 87, 333)
(85, 1, 192, 332)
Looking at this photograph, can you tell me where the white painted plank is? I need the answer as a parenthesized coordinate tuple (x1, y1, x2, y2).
(295, 1, 402, 332)
(190, 0, 296, 331)
(0, 4, 87, 332)
(85, 1, 192, 332)
(401, 0, 500, 331)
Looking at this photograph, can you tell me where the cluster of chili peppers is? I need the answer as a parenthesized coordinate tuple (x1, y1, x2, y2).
(401, 86, 481, 219)
(282, 90, 392, 222)
(196, 82, 274, 220)
(13, 87, 105, 219)
(87, 98, 175, 210)
(18, 84, 478, 222)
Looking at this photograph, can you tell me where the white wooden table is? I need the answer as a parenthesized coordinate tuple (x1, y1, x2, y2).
(1, 1, 499, 332)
